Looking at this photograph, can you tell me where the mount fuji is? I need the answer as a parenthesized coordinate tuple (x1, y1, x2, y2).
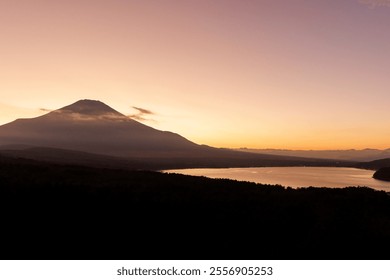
(0, 99, 345, 169)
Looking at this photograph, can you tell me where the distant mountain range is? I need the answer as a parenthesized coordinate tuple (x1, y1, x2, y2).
(0, 99, 352, 170)
(237, 148, 390, 162)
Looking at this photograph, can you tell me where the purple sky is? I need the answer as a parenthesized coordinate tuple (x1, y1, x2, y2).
(1, 0, 389, 149)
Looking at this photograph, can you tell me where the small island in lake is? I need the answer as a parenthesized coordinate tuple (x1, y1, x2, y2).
(373, 167, 390, 182)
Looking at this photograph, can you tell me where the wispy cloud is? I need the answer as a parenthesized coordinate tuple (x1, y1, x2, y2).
(39, 108, 52, 112)
(128, 106, 157, 123)
(359, 0, 390, 9)
(132, 107, 154, 115)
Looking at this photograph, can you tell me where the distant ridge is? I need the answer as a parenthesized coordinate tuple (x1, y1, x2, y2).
(357, 158, 390, 170)
(237, 148, 390, 162)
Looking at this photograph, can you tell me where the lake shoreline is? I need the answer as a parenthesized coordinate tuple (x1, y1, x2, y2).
(2, 157, 390, 259)
(163, 166, 390, 192)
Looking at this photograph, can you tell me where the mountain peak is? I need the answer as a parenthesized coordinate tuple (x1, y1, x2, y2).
(58, 99, 124, 116)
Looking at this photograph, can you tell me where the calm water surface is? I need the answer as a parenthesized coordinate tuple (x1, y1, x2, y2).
(164, 167, 390, 192)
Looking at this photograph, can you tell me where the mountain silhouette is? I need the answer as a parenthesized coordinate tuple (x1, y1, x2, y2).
(0, 99, 349, 169)
(0, 99, 202, 158)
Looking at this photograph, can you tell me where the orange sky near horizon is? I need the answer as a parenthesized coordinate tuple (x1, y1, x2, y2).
(1, 0, 390, 150)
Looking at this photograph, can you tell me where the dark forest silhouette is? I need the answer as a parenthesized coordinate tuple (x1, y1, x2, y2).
(374, 167, 390, 182)
(1, 155, 390, 260)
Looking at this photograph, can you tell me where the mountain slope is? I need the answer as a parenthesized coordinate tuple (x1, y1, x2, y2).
(0, 99, 201, 157)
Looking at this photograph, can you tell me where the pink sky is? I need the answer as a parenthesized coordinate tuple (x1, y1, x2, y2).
(1, 0, 389, 149)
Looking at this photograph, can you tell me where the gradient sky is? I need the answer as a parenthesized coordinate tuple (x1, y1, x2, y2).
(1, 0, 389, 149)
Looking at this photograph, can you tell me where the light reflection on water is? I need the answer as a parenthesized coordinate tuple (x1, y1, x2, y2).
(164, 167, 390, 192)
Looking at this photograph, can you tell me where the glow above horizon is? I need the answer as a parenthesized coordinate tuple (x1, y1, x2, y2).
(1, 0, 389, 150)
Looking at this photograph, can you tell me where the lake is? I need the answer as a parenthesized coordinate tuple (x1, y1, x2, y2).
(164, 167, 390, 192)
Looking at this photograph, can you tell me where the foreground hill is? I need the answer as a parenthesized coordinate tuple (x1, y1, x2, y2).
(374, 167, 390, 182)
(1, 155, 390, 260)
(0, 99, 351, 169)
